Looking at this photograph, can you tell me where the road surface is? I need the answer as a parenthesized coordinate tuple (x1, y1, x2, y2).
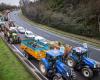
(9, 11, 100, 80)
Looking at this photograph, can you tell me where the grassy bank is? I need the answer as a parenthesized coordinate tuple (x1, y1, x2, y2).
(0, 38, 36, 80)
(19, 12, 100, 48)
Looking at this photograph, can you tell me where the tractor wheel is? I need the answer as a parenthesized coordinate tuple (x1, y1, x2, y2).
(71, 70, 77, 80)
(9, 38, 13, 44)
(67, 57, 76, 68)
(82, 67, 93, 78)
(39, 62, 47, 76)
(53, 74, 63, 80)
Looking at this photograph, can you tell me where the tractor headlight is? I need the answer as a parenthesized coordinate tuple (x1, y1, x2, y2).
(94, 64, 96, 68)
(66, 72, 69, 77)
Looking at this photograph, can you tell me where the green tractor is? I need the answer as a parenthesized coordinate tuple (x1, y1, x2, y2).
(5, 28, 21, 44)
(0, 15, 5, 32)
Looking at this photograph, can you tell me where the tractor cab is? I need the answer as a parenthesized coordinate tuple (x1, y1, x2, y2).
(72, 47, 88, 58)
(9, 28, 18, 36)
(0, 15, 6, 31)
(67, 46, 100, 78)
(5, 27, 21, 44)
(46, 49, 64, 63)
(40, 49, 64, 72)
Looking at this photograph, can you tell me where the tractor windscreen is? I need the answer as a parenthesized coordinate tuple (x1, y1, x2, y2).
(72, 47, 88, 57)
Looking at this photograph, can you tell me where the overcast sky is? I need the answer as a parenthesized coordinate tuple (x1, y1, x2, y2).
(0, 0, 20, 6)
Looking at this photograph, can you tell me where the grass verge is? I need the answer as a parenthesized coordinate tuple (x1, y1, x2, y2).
(0, 38, 36, 80)
(19, 11, 100, 48)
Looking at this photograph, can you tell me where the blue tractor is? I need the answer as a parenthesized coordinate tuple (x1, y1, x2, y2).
(66, 47, 100, 78)
(39, 49, 76, 80)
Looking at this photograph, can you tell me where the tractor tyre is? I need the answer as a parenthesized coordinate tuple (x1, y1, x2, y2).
(71, 69, 77, 80)
(67, 57, 76, 68)
(39, 61, 47, 76)
(9, 38, 13, 44)
(53, 73, 63, 80)
(82, 67, 93, 78)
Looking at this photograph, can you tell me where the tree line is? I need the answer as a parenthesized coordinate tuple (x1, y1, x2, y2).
(21, 0, 100, 39)
(0, 3, 17, 12)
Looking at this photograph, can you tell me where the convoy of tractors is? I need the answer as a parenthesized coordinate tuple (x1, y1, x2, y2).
(0, 13, 100, 80)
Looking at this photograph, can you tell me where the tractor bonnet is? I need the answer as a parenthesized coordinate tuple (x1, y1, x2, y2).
(46, 49, 64, 57)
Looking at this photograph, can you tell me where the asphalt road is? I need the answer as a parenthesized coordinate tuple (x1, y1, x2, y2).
(9, 11, 100, 80)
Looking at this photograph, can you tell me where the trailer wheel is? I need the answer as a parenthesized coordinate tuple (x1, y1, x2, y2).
(67, 57, 76, 68)
(24, 52, 29, 59)
(39, 62, 47, 76)
(53, 73, 63, 80)
(82, 67, 93, 78)
(23, 51, 31, 59)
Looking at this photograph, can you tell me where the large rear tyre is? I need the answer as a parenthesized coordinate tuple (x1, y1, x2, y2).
(67, 57, 76, 68)
(39, 62, 47, 76)
(82, 67, 93, 78)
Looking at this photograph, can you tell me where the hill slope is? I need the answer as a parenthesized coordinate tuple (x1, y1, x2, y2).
(21, 0, 100, 39)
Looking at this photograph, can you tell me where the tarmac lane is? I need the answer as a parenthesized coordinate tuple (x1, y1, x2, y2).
(9, 11, 100, 62)
(8, 11, 100, 80)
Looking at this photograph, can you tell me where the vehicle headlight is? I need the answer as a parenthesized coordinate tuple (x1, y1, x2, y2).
(94, 64, 96, 68)
(66, 72, 69, 77)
